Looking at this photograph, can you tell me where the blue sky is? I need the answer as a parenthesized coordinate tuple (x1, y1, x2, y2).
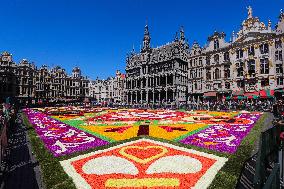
(0, 0, 282, 80)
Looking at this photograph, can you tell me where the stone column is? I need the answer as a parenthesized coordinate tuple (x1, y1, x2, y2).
(166, 74, 168, 86)
(146, 76, 148, 88)
(153, 91, 155, 103)
(146, 90, 149, 103)
(158, 91, 161, 104)
(136, 91, 138, 104)
(130, 92, 133, 104)
(166, 90, 168, 103)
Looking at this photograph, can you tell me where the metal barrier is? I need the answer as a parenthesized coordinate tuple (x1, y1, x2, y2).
(0, 120, 8, 178)
(263, 163, 280, 189)
(254, 125, 281, 189)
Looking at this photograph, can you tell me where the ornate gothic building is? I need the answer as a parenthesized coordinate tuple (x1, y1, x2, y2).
(126, 7, 284, 104)
(125, 25, 189, 105)
(188, 7, 284, 100)
(0, 52, 89, 103)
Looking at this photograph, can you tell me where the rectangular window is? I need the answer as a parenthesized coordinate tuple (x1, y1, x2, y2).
(260, 58, 269, 74)
(224, 65, 230, 78)
(248, 60, 256, 76)
(225, 82, 230, 89)
(224, 52, 230, 61)
(260, 43, 269, 54)
(199, 58, 202, 66)
(276, 64, 283, 74)
(237, 62, 244, 77)
(261, 78, 269, 87)
(237, 80, 244, 88)
(248, 46, 255, 56)
(275, 40, 282, 49)
(236, 49, 243, 59)
(275, 50, 283, 61)
(206, 69, 211, 80)
(206, 56, 210, 65)
(277, 77, 283, 85)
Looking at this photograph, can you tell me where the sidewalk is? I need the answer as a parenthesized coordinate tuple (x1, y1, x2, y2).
(1, 112, 43, 189)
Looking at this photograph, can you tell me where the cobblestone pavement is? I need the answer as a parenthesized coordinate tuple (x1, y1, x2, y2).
(1, 112, 43, 189)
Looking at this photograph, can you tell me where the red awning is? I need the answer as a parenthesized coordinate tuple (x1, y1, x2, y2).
(204, 91, 217, 97)
(244, 91, 259, 99)
(232, 90, 244, 96)
(259, 90, 274, 98)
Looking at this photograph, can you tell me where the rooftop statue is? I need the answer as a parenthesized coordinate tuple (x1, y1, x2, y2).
(247, 6, 253, 18)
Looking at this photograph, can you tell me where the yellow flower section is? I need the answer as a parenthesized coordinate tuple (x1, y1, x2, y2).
(105, 178, 180, 187)
(52, 115, 82, 121)
(149, 124, 207, 140)
(119, 145, 168, 164)
(80, 125, 140, 141)
(194, 110, 238, 117)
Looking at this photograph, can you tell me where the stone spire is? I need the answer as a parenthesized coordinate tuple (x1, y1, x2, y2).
(180, 26, 185, 41)
(141, 23, 151, 52)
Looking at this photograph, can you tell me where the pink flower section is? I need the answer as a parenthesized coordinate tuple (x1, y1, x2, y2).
(23, 108, 109, 157)
(180, 113, 262, 153)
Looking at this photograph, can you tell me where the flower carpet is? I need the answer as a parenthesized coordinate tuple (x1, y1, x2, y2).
(60, 138, 227, 189)
(23, 107, 263, 188)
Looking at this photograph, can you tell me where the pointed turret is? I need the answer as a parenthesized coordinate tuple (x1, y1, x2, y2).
(141, 23, 151, 52)
(275, 9, 284, 34)
(280, 9, 284, 21)
(174, 32, 179, 42)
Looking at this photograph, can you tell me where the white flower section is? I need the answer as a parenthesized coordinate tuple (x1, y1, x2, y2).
(82, 155, 138, 175)
(146, 155, 202, 174)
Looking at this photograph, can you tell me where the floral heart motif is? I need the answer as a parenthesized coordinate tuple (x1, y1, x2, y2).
(119, 145, 168, 164)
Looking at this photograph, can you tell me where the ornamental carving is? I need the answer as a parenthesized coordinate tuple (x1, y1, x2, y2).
(268, 40, 274, 46)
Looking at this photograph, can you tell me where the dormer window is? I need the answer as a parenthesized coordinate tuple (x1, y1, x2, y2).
(214, 39, 219, 49)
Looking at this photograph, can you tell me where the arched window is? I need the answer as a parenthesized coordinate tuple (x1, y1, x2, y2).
(224, 52, 230, 61)
(215, 68, 220, 79)
(214, 54, 219, 63)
